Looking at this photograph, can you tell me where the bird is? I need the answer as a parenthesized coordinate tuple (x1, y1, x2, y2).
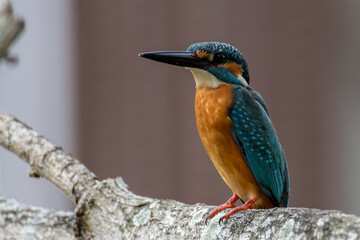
(139, 42, 289, 223)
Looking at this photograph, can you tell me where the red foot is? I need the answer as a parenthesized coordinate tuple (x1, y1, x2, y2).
(205, 194, 239, 224)
(219, 198, 257, 224)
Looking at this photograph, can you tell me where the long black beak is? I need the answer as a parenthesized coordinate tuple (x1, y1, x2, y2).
(139, 51, 209, 69)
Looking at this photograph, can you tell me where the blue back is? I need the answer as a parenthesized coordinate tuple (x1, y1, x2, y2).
(229, 85, 290, 207)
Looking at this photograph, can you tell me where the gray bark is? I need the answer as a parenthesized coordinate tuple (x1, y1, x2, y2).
(1, 1, 360, 239)
(0, 197, 76, 240)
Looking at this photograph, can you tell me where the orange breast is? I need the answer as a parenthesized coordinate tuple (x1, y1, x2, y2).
(195, 84, 273, 208)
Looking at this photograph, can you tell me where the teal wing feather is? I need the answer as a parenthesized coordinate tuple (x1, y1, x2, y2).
(229, 86, 289, 207)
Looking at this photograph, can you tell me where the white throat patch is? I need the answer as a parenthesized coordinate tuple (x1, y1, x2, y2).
(187, 68, 223, 88)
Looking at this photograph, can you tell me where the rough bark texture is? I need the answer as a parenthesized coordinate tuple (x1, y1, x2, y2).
(2, 167, 360, 239)
(0, 197, 76, 240)
(1, 1, 360, 239)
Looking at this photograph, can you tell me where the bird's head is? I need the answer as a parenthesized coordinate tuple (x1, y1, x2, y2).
(139, 42, 249, 88)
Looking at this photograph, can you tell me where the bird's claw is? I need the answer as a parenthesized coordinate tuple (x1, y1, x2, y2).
(205, 215, 211, 225)
(219, 215, 227, 224)
(206, 213, 228, 225)
(205, 208, 220, 224)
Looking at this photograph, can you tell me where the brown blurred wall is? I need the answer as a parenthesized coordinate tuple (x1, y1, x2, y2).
(76, 1, 341, 210)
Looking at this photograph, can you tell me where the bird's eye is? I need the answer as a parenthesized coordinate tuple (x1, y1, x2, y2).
(213, 53, 227, 64)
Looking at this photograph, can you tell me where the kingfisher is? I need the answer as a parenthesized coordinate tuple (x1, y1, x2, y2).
(139, 42, 289, 223)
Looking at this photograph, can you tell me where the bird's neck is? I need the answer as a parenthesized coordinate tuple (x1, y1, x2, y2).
(188, 68, 248, 88)
(188, 68, 224, 89)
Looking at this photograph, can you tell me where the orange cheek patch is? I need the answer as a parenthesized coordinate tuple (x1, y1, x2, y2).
(220, 62, 243, 78)
(196, 50, 211, 59)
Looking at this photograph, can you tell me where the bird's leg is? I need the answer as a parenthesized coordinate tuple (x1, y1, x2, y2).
(219, 197, 257, 224)
(205, 194, 239, 224)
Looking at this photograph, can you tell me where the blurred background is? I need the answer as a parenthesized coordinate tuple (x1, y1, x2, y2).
(1, 0, 360, 215)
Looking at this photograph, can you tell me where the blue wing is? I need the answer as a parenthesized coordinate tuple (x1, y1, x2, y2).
(229, 86, 289, 207)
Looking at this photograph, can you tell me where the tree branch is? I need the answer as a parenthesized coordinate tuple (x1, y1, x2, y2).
(0, 197, 76, 240)
(2, 109, 360, 239)
(0, 110, 98, 203)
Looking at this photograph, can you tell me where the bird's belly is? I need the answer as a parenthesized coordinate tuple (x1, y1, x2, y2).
(195, 84, 272, 208)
